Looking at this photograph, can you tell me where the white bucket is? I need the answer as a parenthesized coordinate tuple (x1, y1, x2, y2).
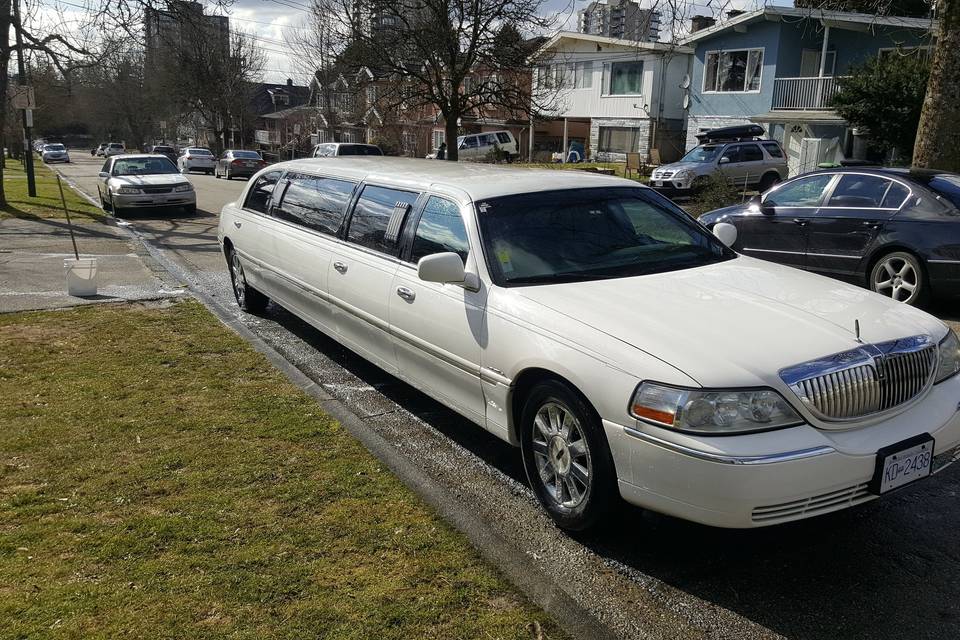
(64, 257, 98, 297)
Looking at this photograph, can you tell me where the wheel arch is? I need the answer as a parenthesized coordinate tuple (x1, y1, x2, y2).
(863, 243, 927, 288)
(508, 367, 602, 447)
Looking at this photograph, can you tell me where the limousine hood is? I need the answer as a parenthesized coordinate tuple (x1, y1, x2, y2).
(110, 174, 188, 187)
(512, 256, 947, 389)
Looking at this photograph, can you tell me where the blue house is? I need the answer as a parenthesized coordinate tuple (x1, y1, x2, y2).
(682, 7, 935, 175)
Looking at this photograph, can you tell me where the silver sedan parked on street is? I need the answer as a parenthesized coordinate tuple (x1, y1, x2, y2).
(97, 154, 196, 216)
(41, 143, 70, 163)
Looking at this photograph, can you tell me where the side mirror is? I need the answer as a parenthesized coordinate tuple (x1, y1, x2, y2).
(719, 156, 730, 164)
(98, 172, 109, 178)
(713, 222, 738, 248)
(418, 252, 465, 284)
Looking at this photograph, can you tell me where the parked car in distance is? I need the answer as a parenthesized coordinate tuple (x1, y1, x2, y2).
(652, 124, 787, 197)
(97, 154, 196, 216)
(699, 167, 960, 305)
(456, 130, 518, 162)
(178, 147, 215, 174)
(218, 157, 960, 531)
(215, 149, 267, 180)
(94, 143, 108, 156)
(104, 142, 125, 157)
(150, 145, 178, 163)
(311, 142, 383, 158)
(41, 143, 70, 164)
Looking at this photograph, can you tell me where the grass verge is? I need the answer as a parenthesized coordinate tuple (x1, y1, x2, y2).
(0, 299, 566, 639)
(1, 158, 105, 221)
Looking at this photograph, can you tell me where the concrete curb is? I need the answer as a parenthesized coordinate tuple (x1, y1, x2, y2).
(57, 171, 622, 640)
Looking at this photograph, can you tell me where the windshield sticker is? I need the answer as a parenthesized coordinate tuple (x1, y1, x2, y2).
(497, 249, 514, 273)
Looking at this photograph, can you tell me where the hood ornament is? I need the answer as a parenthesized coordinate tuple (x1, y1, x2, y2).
(854, 319, 862, 344)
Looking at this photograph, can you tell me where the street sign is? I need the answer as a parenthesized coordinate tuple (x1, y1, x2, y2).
(11, 86, 35, 109)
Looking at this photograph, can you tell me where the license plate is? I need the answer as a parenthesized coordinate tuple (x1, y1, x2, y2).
(870, 434, 934, 495)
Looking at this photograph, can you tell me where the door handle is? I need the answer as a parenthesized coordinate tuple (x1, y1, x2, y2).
(862, 221, 881, 229)
(333, 261, 348, 274)
(793, 218, 808, 226)
(396, 286, 416, 301)
(233, 221, 241, 228)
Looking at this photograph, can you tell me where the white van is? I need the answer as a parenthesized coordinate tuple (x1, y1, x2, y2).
(456, 130, 518, 162)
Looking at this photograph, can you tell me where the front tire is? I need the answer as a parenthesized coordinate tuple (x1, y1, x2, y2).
(228, 248, 268, 314)
(870, 251, 927, 305)
(520, 379, 617, 531)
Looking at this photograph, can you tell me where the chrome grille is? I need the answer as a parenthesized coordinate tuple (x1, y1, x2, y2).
(141, 186, 173, 194)
(752, 483, 872, 524)
(780, 335, 937, 422)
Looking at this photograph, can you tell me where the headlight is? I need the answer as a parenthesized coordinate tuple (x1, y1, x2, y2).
(116, 186, 140, 194)
(629, 382, 804, 434)
(673, 169, 694, 181)
(935, 329, 960, 384)
(173, 183, 193, 192)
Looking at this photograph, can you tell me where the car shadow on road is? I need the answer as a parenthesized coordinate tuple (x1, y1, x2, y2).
(257, 300, 960, 640)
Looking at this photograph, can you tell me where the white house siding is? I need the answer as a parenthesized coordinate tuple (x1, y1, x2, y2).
(684, 115, 764, 150)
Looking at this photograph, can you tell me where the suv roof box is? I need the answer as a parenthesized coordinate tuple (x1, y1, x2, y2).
(696, 124, 765, 143)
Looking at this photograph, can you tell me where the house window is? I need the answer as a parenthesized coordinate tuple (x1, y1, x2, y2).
(607, 61, 643, 95)
(366, 85, 378, 105)
(274, 93, 290, 106)
(878, 46, 933, 61)
(575, 61, 593, 89)
(703, 48, 763, 93)
(432, 130, 445, 150)
(598, 126, 640, 153)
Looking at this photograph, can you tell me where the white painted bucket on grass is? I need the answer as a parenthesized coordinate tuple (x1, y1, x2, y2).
(64, 257, 98, 297)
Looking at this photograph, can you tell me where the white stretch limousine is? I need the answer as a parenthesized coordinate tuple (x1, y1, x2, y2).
(218, 158, 960, 530)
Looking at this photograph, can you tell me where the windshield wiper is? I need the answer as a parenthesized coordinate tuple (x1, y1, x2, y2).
(506, 270, 626, 284)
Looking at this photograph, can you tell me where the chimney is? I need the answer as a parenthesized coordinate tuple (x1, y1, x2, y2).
(726, 9, 745, 19)
(286, 78, 293, 87)
(690, 15, 716, 32)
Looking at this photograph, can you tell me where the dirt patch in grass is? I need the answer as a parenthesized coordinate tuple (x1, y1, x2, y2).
(0, 300, 567, 639)
(1, 159, 106, 222)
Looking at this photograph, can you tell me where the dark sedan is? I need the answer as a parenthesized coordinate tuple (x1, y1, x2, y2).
(699, 167, 960, 305)
(214, 150, 267, 180)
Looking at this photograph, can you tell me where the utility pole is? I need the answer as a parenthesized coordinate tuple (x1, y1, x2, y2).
(13, 0, 36, 197)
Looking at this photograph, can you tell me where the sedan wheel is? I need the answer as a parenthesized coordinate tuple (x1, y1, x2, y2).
(520, 380, 616, 531)
(870, 252, 925, 305)
(228, 249, 268, 313)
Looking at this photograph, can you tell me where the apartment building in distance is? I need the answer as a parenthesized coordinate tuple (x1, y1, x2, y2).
(145, 0, 230, 68)
(578, 0, 661, 43)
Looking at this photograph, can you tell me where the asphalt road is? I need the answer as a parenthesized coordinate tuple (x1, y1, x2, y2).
(56, 154, 960, 639)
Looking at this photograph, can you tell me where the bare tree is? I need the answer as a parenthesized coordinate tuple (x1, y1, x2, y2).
(913, 0, 959, 170)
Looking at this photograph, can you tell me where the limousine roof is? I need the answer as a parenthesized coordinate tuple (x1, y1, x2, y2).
(272, 157, 636, 201)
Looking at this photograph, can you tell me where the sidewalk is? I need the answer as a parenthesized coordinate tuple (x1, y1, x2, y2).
(0, 162, 184, 312)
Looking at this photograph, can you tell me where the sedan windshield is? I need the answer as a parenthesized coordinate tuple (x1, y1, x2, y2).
(45, 144, 66, 151)
(477, 188, 733, 285)
(231, 150, 261, 159)
(112, 157, 179, 176)
(338, 145, 382, 156)
(680, 145, 722, 163)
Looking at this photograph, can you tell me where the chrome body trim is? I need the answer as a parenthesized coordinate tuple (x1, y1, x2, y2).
(622, 425, 835, 465)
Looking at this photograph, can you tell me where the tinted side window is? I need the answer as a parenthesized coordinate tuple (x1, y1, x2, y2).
(881, 182, 910, 209)
(347, 185, 419, 254)
(740, 144, 763, 162)
(496, 132, 511, 144)
(276, 173, 355, 235)
(410, 197, 470, 264)
(720, 145, 740, 163)
(827, 174, 892, 208)
(461, 136, 479, 149)
(765, 174, 833, 207)
(245, 170, 283, 214)
(101, 160, 112, 173)
(761, 141, 784, 158)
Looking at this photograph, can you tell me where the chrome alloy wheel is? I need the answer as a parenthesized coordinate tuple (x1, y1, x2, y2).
(230, 251, 246, 307)
(873, 255, 919, 303)
(531, 402, 592, 508)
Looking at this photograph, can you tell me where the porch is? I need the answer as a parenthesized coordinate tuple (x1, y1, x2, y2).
(771, 76, 850, 111)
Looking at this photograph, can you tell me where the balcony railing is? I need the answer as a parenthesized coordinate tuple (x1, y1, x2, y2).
(771, 76, 849, 111)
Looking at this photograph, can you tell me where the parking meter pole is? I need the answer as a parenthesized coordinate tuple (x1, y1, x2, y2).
(14, 0, 36, 197)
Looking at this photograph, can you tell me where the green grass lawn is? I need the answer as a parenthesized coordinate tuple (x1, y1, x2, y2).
(1, 158, 105, 221)
(0, 300, 566, 639)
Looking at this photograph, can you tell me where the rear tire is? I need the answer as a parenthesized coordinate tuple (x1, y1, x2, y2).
(228, 248, 268, 314)
(869, 251, 927, 305)
(520, 379, 617, 531)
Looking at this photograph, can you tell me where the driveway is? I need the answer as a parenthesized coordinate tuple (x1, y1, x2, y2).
(54, 154, 960, 639)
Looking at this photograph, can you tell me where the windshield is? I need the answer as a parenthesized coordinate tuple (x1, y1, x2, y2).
(109, 144, 123, 149)
(477, 187, 733, 286)
(680, 145, 723, 163)
(338, 145, 382, 156)
(45, 144, 65, 151)
(231, 150, 261, 159)
(154, 146, 174, 152)
(112, 157, 179, 176)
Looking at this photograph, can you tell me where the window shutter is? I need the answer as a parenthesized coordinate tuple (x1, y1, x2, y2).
(601, 62, 611, 95)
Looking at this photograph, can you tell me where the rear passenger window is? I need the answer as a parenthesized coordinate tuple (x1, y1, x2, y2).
(881, 182, 910, 209)
(496, 132, 511, 144)
(740, 144, 763, 162)
(245, 170, 282, 214)
(347, 185, 419, 254)
(276, 173, 355, 235)
(761, 142, 784, 158)
(410, 197, 470, 264)
(827, 175, 892, 208)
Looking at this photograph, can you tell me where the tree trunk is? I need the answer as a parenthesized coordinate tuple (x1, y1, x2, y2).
(0, 0, 12, 207)
(913, 0, 960, 170)
(445, 113, 458, 161)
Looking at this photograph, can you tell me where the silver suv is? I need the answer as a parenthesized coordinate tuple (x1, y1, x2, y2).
(652, 130, 787, 198)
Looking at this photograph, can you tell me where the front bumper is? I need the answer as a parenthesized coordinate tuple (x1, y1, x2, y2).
(608, 375, 960, 528)
(113, 191, 196, 209)
(43, 156, 69, 163)
(650, 178, 697, 198)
